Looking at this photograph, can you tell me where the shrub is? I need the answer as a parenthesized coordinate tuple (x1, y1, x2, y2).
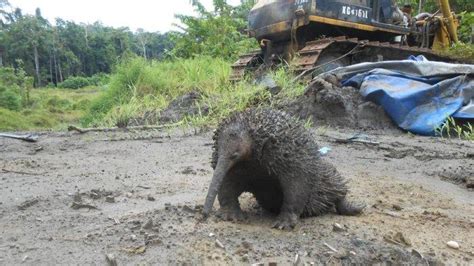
(0, 85, 22, 111)
(58, 76, 91, 89)
(0, 67, 23, 110)
(58, 73, 110, 89)
(458, 11, 474, 43)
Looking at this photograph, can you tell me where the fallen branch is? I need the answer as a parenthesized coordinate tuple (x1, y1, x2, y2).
(71, 201, 98, 210)
(0, 133, 39, 142)
(67, 121, 183, 134)
(1, 168, 46, 176)
(334, 138, 380, 145)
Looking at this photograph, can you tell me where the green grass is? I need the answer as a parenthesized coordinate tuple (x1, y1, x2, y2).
(1, 56, 306, 131)
(438, 43, 474, 64)
(83, 56, 306, 128)
(0, 86, 101, 131)
(435, 117, 474, 141)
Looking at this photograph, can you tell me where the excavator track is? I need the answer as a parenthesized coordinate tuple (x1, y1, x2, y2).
(230, 36, 458, 82)
(229, 50, 263, 81)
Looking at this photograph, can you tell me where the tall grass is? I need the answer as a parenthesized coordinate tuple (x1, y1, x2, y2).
(83, 56, 305, 128)
(0, 86, 100, 131)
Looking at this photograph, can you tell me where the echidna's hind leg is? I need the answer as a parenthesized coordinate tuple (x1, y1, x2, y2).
(216, 174, 247, 221)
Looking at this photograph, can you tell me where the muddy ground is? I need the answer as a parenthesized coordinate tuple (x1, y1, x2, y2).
(0, 127, 473, 265)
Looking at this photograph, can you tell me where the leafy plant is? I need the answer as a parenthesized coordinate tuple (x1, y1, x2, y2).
(170, 0, 257, 60)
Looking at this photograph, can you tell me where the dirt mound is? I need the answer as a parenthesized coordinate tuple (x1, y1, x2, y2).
(160, 91, 209, 123)
(282, 77, 396, 131)
(128, 91, 209, 126)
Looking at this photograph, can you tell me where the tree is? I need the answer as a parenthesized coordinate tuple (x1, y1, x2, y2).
(171, 0, 257, 60)
(1, 3, 178, 86)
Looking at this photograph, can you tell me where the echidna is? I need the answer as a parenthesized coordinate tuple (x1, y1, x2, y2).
(202, 108, 364, 229)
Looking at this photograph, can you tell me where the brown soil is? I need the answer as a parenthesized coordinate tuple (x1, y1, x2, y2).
(0, 127, 472, 265)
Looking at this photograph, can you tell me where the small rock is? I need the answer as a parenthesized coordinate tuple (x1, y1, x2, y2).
(105, 196, 115, 203)
(145, 234, 161, 245)
(251, 263, 264, 266)
(147, 195, 155, 201)
(209, 233, 215, 237)
(90, 192, 101, 199)
(349, 251, 357, 256)
(385, 211, 402, 217)
(447, 241, 460, 249)
(466, 177, 474, 189)
(294, 253, 301, 265)
(130, 234, 137, 241)
(182, 205, 195, 213)
(332, 223, 345, 232)
(241, 254, 249, 262)
(142, 218, 153, 230)
(105, 253, 117, 266)
(392, 204, 403, 211)
(269, 262, 277, 266)
(215, 239, 225, 249)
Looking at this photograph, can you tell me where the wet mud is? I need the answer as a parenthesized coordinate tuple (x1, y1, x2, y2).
(0, 127, 472, 264)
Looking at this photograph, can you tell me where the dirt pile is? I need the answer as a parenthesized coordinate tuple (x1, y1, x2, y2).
(129, 91, 209, 126)
(160, 91, 209, 123)
(283, 76, 396, 131)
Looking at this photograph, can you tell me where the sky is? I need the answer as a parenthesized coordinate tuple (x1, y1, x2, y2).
(7, 0, 242, 32)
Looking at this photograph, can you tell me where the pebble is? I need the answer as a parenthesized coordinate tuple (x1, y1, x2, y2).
(333, 223, 345, 232)
(142, 218, 153, 230)
(130, 234, 137, 241)
(215, 239, 225, 249)
(147, 195, 155, 201)
(105, 253, 117, 266)
(294, 253, 301, 265)
(209, 233, 215, 237)
(392, 204, 403, 211)
(105, 196, 115, 203)
(447, 241, 460, 249)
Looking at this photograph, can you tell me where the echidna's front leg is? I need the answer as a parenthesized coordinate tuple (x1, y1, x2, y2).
(272, 178, 305, 230)
(216, 176, 247, 221)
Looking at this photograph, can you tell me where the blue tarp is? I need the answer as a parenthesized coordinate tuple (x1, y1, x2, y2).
(324, 57, 474, 135)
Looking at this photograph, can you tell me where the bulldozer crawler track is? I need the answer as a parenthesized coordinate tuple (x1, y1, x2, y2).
(230, 36, 459, 82)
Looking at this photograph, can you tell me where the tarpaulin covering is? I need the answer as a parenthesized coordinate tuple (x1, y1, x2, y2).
(325, 57, 474, 135)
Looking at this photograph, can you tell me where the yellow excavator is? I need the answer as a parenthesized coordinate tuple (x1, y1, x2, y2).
(231, 0, 462, 81)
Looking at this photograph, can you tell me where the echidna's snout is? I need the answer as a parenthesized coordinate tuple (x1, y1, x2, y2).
(202, 156, 235, 217)
(203, 128, 253, 218)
